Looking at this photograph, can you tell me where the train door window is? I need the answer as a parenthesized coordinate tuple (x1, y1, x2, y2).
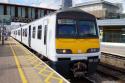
(22, 30, 23, 36)
(19, 30, 20, 35)
(25, 29, 27, 37)
(23, 29, 24, 36)
(44, 25, 47, 45)
(32, 27, 36, 38)
(18, 30, 20, 36)
(16, 31, 17, 35)
(37, 25, 42, 39)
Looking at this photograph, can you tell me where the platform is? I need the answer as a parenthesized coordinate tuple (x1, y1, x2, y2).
(100, 42, 125, 70)
(0, 38, 69, 83)
(101, 42, 125, 57)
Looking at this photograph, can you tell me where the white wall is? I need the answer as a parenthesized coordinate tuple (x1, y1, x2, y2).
(0, 0, 8, 3)
(79, 4, 103, 11)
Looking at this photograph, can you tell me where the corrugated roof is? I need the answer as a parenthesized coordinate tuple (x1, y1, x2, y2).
(75, 0, 118, 8)
(0, 2, 56, 10)
(97, 19, 125, 26)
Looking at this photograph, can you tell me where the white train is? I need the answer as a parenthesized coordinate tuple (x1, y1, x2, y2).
(11, 8, 100, 77)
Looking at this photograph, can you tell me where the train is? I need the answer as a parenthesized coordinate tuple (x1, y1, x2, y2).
(11, 8, 101, 77)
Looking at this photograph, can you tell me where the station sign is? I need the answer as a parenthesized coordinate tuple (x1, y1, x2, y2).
(0, 15, 11, 25)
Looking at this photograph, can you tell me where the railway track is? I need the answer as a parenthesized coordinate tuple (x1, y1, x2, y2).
(70, 52, 125, 83)
(97, 52, 125, 82)
(101, 52, 125, 71)
(97, 63, 125, 81)
(70, 77, 94, 83)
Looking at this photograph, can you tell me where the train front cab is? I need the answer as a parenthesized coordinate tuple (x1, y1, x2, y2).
(51, 10, 100, 78)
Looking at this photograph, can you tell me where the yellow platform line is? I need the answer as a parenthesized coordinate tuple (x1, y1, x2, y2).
(39, 66, 48, 74)
(9, 43, 28, 83)
(27, 56, 36, 61)
(11, 38, 69, 83)
(40, 73, 63, 82)
(34, 62, 42, 68)
(30, 59, 38, 64)
(45, 72, 54, 83)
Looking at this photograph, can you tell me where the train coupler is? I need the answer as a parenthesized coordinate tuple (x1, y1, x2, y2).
(71, 62, 87, 77)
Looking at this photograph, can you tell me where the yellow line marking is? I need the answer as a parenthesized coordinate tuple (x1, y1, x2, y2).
(35, 64, 45, 70)
(59, 79, 63, 83)
(9, 43, 28, 83)
(40, 73, 63, 81)
(11, 38, 69, 83)
(44, 70, 52, 73)
(30, 59, 38, 64)
(39, 73, 48, 77)
(44, 73, 53, 82)
(35, 67, 43, 70)
(27, 56, 35, 61)
(39, 66, 48, 74)
(45, 72, 54, 83)
(34, 62, 42, 68)
(40, 73, 63, 83)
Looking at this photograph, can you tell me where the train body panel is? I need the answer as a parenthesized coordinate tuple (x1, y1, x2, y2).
(56, 38, 100, 54)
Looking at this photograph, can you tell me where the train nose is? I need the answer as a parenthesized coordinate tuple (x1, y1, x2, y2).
(71, 62, 87, 77)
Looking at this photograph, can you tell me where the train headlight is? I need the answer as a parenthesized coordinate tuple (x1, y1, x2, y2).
(87, 48, 100, 53)
(56, 49, 72, 54)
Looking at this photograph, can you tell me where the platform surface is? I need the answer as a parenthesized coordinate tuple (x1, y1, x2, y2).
(101, 43, 125, 57)
(0, 38, 69, 83)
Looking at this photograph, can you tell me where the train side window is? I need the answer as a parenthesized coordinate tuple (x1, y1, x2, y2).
(16, 31, 17, 35)
(22, 29, 24, 36)
(25, 29, 27, 37)
(18, 30, 20, 36)
(32, 27, 36, 38)
(23, 29, 25, 36)
(44, 25, 47, 45)
(37, 25, 42, 39)
(19, 30, 20, 35)
(22, 30, 23, 36)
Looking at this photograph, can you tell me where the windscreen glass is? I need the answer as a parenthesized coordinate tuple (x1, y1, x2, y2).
(57, 19, 98, 38)
(78, 21, 97, 37)
(57, 19, 76, 37)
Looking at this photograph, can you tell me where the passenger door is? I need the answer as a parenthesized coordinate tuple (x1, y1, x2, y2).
(21, 28, 22, 42)
(28, 25, 31, 47)
(43, 20, 48, 56)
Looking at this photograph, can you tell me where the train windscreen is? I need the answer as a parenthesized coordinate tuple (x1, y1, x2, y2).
(56, 19, 98, 38)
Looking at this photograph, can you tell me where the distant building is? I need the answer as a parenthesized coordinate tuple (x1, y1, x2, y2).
(98, 19, 125, 43)
(74, 0, 122, 19)
(0, 0, 8, 3)
(120, 13, 125, 18)
(0, 3, 56, 23)
(62, 0, 72, 9)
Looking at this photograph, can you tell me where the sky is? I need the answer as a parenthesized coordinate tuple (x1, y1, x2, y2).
(0, 0, 125, 13)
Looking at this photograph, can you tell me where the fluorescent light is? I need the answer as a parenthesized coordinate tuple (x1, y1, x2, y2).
(122, 34, 125, 35)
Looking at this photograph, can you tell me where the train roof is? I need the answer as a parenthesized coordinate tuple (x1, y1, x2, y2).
(56, 8, 95, 16)
(14, 8, 96, 29)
